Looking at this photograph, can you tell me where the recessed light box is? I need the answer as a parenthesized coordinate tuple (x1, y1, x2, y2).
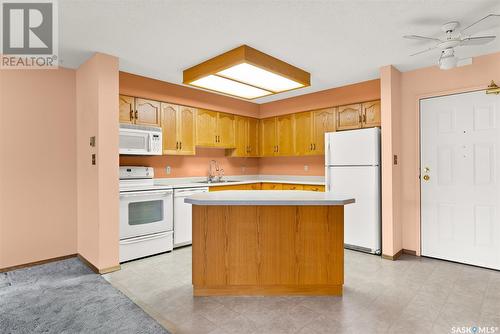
(183, 45, 310, 100)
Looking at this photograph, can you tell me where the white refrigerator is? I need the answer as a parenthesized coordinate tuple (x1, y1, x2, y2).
(325, 127, 381, 254)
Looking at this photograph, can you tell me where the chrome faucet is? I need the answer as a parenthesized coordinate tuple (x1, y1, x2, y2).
(208, 160, 219, 182)
(208, 160, 224, 183)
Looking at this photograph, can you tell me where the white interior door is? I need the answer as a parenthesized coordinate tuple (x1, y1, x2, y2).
(421, 90, 500, 270)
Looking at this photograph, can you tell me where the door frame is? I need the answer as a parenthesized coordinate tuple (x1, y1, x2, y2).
(416, 85, 487, 256)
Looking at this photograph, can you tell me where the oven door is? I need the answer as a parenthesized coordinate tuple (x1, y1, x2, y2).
(119, 129, 151, 155)
(119, 189, 173, 240)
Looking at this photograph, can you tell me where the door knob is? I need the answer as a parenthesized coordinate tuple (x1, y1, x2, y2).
(423, 175, 430, 181)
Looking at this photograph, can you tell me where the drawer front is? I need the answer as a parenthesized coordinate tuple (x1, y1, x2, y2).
(303, 185, 325, 192)
(261, 183, 283, 190)
(282, 184, 304, 190)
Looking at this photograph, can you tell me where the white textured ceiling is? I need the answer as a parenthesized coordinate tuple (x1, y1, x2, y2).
(59, 0, 500, 103)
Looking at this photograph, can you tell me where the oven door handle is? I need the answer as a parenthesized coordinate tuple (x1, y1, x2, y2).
(120, 189, 173, 198)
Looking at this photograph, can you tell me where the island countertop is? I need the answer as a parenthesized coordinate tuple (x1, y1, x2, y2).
(184, 190, 355, 206)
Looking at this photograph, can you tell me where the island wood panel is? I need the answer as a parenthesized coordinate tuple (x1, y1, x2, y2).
(192, 205, 344, 296)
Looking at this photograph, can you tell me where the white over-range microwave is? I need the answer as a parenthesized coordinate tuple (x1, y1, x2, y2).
(119, 124, 162, 155)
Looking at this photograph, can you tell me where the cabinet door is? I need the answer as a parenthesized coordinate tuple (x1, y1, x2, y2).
(178, 106, 196, 155)
(337, 104, 362, 131)
(217, 112, 235, 147)
(260, 118, 277, 157)
(247, 117, 260, 157)
(276, 115, 294, 156)
(195, 109, 218, 146)
(293, 112, 313, 156)
(261, 183, 283, 190)
(161, 103, 179, 155)
(232, 116, 248, 157)
(312, 108, 335, 155)
(119, 95, 135, 124)
(135, 98, 161, 126)
(362, 100, 381, 128)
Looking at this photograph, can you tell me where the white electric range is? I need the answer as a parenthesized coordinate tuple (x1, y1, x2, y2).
(119, 166, 173, 262)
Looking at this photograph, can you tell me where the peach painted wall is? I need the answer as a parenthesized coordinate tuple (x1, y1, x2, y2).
(380, 65, 402, 257)
(77, 53, 119, 270)
(120, 148, 259, 178)
(0, 68, 77, 269)
(259, 79, 380, 118)
(120, 72, 259, 117)
(258, 156, 325, 176)
(399, 51, 500, 254)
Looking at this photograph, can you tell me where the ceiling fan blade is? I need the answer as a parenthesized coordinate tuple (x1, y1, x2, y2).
(403, 34, 440, 42)
(410, 46, 438, 56)
(461, 14, 500, 36)
(460, 35, 496, 46)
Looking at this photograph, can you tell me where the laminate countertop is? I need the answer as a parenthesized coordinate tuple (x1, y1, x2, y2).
(184, 190, 354, 206)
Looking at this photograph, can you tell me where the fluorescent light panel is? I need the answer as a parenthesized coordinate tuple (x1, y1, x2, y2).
(217, 63, 304, 92)
(190, 75, 272, 99)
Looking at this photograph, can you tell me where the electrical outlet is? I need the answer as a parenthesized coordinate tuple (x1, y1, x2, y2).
(304, 165, 309, 172)
(91, 154, 96, 165)
(166, 166, 171, 175)
(393, 155, 398, 165)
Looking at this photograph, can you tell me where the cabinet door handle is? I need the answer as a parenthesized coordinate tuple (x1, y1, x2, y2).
(176, 141, 179, 149)
(180, 141, 182, 150)
(358, 114, 362, 123)
(135, 110, 138, 119)
(313, 143, 316, 150)
(129, 110, 133, 121)
(363, 114, 366, 123)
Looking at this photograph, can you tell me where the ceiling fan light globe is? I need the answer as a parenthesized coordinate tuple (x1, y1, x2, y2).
(439, 55, 458, 70)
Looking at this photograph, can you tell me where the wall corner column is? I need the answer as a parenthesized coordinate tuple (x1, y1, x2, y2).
(380, 65, 403, 259)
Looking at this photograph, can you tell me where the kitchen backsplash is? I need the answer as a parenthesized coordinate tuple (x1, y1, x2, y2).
(119, 148, 325, 178)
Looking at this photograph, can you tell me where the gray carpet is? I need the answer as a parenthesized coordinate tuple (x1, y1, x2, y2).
(0, 258, 170, 334)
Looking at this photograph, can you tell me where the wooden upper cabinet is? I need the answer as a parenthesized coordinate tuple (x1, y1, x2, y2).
(293, 112, 313, 156)
(161, 103, 179, 154)
(233, 116, 260, 157)
(260, 118, 277, 157)
(247, 117, 259, 157)
(217, 112, 235, 147)
(135, 98, 161, 126)
(276, 115, 293, 156)
(233, 116, 248, 157)
(178, 106, 196, 154)
(362, 100, 381, 128)
(196, 109, 218, 146)
(337, 103, 362, 131)
(119, 95, 135, 124)
(312, 108, 335, 154)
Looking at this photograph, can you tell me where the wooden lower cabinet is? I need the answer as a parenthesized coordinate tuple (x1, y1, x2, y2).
(192, 205, 344, 296)
(209, 183, 323, 192)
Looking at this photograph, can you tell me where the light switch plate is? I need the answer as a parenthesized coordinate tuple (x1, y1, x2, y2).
(166, 166, 171, 175)
(89, 136, 96, 147)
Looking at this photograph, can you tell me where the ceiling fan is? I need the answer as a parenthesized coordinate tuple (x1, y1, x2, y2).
(404, 14, 500, 70)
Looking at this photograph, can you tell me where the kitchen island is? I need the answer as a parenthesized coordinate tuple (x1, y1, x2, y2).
(185, 190, 354, 296)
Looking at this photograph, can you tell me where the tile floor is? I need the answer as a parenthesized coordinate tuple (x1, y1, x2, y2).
(104, 247, 500, 334)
